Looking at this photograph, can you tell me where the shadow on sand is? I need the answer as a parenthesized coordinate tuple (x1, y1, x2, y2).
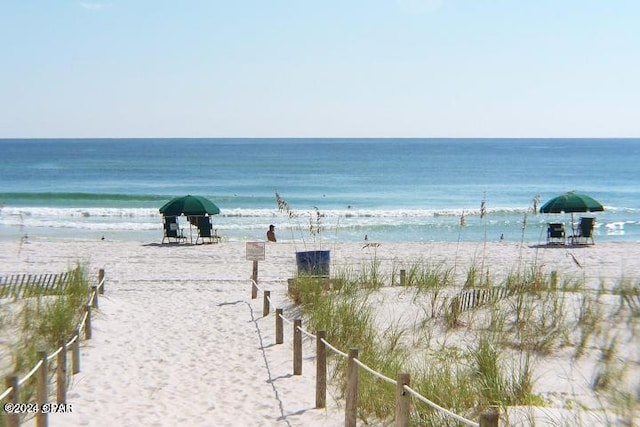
(528, 243, 594, 249)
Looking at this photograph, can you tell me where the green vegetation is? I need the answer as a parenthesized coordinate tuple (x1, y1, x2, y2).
(0, 263, 93, 424)
(288, 257, 639, 426)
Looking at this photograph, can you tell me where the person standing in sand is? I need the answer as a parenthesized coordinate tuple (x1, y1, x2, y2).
(267, 224, 276, 242)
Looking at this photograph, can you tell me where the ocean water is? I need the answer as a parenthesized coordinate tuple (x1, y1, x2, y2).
(0, 138, 638, 243)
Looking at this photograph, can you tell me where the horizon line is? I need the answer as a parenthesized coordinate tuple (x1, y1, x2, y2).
(1, 136, 638, 141)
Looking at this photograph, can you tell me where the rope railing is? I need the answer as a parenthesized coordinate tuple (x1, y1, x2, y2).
(1, 268, 106, 427)
(297, 325, 316, 340)
(80, 310, 89, 332)
(44, 318, 86, 365)
(46, 345, 64, 362)
(17, 360, 44, 387)
(87, 291, 96, 307)
(251, 276, 498, 427)
(66, 334, 78, 347)
(250, 277, 261, 300)
(321, 338, 348, 358)
(278, 311, 293, 326)
(314, 317, 478, 424)
(353, 358, 397, 386)
(403, 385, 480, 427)
(0, 387, 13, 402)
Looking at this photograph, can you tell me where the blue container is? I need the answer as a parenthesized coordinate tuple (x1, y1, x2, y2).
(296, 250, 331, 277)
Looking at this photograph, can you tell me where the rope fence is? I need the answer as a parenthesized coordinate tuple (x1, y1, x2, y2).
(1, 268, 106, 427)
(321, 338, 348, 358)
(17, 362, 44, 388)
(352, 358, 396, 385)
(249, 277, 499, 427)
(403, 385, 481, 427)
(278, 311, 293, 326)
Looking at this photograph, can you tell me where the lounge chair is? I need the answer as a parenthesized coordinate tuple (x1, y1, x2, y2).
(571, 217, 596, 245)
(195, 216, 220, 244)
(162, 216, 186, 243)
(547, 223, 566, 245)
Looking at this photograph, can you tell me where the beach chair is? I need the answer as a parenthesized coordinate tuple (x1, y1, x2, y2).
(546, 223, 566, 245)
(162, 216, 186, 243)
(571, 217, 596, 245)
(195, 216, 218, 244)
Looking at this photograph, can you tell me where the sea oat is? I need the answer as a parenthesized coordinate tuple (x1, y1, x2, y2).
(275, 189, 297, 219)
(308, 206, 323, 237)
(532, 195, 540, 214)
(275, 189, 288, 212)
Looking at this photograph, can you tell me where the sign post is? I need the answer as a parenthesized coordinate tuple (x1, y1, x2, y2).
(246, 242, 266, 298)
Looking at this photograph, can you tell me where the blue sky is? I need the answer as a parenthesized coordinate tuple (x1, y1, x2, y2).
(1, 1, 638, 138)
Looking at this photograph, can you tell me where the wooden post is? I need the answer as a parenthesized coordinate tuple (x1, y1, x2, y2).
(345, 349, 359, 427)
(97, 268, 105, 294)
(4, 376, 19, 427)
(479, 406, 500, 427)
(395, 373, 411, 427)
(36, 350, 48, 427)
(400, 269, 406, 286)
(72, 329, 81, 374)
(293, 319, 302, 375)
(85, 304, 93, 340)
(263, 290, 270, 316)
(57, 340, 67, 404)
(315, 330, 327, 409)
(251, 260, 259, 299)
(91, 286, 99, 308)
(275, 308, 283, 344)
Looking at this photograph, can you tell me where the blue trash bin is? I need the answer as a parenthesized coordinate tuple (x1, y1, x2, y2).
(296, 250, 330, 277)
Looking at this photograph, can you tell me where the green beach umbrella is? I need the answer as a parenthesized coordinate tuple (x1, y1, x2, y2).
(539, 191, 604, 214)
(159, 195, 221, 216)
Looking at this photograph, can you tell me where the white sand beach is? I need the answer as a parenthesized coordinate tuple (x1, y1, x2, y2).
(1, 238, 639, 426)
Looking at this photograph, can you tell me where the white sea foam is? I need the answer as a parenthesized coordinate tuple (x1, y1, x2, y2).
(1, 207, 160, 218)
(1, 206, 638, 242)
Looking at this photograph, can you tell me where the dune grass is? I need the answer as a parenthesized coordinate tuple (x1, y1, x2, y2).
(288, 255, 639, 426)
(0, 263, 92, 424)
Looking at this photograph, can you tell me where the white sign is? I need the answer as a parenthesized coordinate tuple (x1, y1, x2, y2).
(246, 242, 266, 261)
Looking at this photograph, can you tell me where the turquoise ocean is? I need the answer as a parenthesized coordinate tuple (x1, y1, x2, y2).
(0, 138, 638, 243)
